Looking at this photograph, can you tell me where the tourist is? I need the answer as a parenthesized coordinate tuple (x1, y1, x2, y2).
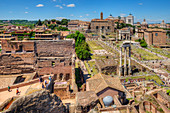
(39, 76, 43, 83)
(42, 83, 45, 89)
(45, 80, 47, 85)
(49, 76, 52, 81)
(16, 87, 19, 95)
(8, 85, 11, 92)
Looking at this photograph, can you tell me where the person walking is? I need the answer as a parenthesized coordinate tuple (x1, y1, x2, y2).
(49, 76, 51, 81)
(16, 87, 19, 95)
(8, 85, 11, 92)
(42, 83, 45, 89)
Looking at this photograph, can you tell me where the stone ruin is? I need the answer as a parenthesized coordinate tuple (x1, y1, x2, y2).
(0, 40, 75, 80)
(95, 58, 118, 75)
(2, 90, 66, 113)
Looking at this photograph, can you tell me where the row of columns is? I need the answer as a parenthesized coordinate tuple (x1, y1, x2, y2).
(119, 46, 131, 76)
(119, 33, 130, 40)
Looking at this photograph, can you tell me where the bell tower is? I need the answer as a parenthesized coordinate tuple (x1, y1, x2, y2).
(100, 12, 103, 20)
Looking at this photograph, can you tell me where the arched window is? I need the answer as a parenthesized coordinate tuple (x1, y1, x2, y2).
(59, 73, 63, 81)
(66, 74, 70, 81)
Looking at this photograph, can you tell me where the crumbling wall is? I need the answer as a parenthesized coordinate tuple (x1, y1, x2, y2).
(4, 90, 66, 113)
(0, 54, 35, 75)
(35, 40, 74, 57)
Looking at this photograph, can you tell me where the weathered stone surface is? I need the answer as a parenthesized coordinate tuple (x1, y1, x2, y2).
(3, 90, 66, 113)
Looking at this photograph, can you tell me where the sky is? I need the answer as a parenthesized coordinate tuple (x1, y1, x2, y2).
(0, 0, 170, 23)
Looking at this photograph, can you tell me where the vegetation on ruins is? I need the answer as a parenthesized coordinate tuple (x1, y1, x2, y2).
(122, 75, 163, 85)
(11, 31, 35, 40)
(67, 31, 91, 60)
(56, 26, 69, 31)
(135, 38, 147, 48)
(167, 90, 170, 95)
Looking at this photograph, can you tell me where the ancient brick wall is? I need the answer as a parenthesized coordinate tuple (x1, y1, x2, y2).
(0, 40, 75, 79)
(0, 53, 35, 75)
(1, 40, 34, 53)
(35, 40, 74, 57)
(152, 31, 167, 45)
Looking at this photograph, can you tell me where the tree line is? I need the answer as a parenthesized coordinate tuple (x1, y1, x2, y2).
(66, 31, 91, 60)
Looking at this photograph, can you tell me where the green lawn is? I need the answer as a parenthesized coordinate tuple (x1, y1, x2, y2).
(91, 55, 107, 59)
(147, 46, 170, 58)
(132, 45, 162, 60)
(87, 41, 103, 50)
(122, 75, 163, 85)
(84, 61, 91, 74)
(88, 61, 99, 75)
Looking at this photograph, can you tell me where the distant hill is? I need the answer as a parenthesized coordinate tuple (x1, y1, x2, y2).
(0, 20, 37, 26)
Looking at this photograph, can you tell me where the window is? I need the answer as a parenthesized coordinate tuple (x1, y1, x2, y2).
(66, 74, 70, 81)
(52, 61, 55, 67)
(155, 33, 158, 36)
(6, 51, 11, 53)
(96, 26, 99, 29)
(128, 19, 131, 23)
(59, 73, 63, 81)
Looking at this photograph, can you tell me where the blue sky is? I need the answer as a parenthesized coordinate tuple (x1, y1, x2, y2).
(0, 0, 170, 23)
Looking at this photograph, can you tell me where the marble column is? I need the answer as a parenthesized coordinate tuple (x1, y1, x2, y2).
(128, 46, 131, 75)
(124, 47, 127, 76)
(119, 47, 122, 76)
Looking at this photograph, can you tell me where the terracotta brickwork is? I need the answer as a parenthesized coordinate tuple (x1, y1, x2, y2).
(97, 87, 120, 98)
(144, 29, 167, 46)
(0, 40, 75, 82)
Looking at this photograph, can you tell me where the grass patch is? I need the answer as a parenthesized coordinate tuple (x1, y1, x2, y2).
(122, 75, 163, 85)
(84, 61, 91, 74)
(91, 55, 107, 59)
(132, 45, 162, 60)
(87, 41, 103, 50)
(147, 46, 170, 58)
(88, 61, 99, 75)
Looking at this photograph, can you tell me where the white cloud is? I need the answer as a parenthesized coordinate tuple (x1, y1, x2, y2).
(70, 14, 74, 17)
(55, 5, 63, 9)
(85, 14, 89, 16)
(139, 3, 143, 5)
(36, 4, 44, 7)
(79, 16, 83, 18)
(67, 4, 75, 7)
(53, 0, 56, 2)
(93, 11, 97, 13)
(56, 17, 65, 20)
(25, 12, 28, 14)
(25, 7, 29, 9)
(62, 4, 66, 6)
(120, 13, 126, 17)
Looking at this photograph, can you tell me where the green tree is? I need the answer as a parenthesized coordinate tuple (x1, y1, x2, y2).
(37, 19, 42, 26)
(61, 19, 69, 25)
(51, 19, 56, 22)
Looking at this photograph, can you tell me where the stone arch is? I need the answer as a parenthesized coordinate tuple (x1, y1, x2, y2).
(59, 73, 63, 81)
